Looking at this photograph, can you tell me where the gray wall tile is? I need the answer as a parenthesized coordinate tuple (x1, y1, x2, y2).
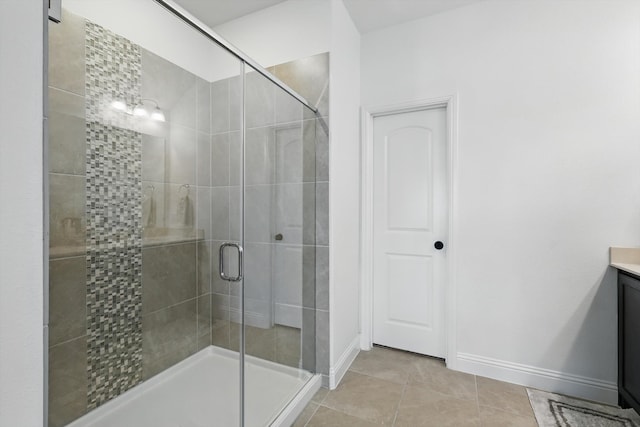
(315, 246, 330, 311)
(48, 86, 84, 118)
(276, 87, 303, 124)
(142, 242, 196, 314)
(302, 119, 318, 183)
(303, 183, 317, 246)
(211, 133, 230, 187)
(302, 307, 317, 373)
(245, 185, 273, 243)
(302, 246, 316, 310)
(243, 324, 276, 362)
(229, 186, 242, 241)
(229, 75, 242, 132)
(49, 257, 86, 346)
(141, 49, 197, 130)
(316, 182, 329, 246)
(315, 117, 330, 182)
(197, 240, 211, 295)
(196, 186, 212, 239)
(169, 82, 196, 130)
(48, 11, 85, 96)
(211, 318, 230, 349)
(48, 337, 88, 427)
(142, 299, 198, 380)
(196, 132, 211, 186)
(229, 131, 242, 186)
(316, 309, 330, 375)
(49, 111, 86, 175)
(275, 325, 302, 368)
(196, 78, 211, 134)
(49, 173, 86, 251)
(245, 70, 275, 129)
(212, 293, 230, 321)
(167, 124, 196, 185)
(272, 53, 330, 119)
(243, 242, 273, 303)
(211, 79, 230, 134)
(211, 187, 230, 241)
(142, 134, 166, 183)
(211, 240, 230, 295)
(197, 294, 212, 350)
(275, 123, 304, 184)
(246, 126, 276, 185)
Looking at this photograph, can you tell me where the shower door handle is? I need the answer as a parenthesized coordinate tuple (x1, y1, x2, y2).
(219, 243, 243, 282)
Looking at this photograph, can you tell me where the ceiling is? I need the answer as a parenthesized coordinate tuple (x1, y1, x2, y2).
(343, 0, 485, 33)
(173, 0, 485, 34)
(172, 0, 287, 28)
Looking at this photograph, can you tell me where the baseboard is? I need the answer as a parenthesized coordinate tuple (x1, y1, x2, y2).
(328, 335, 361, 390)
(456, 352, 618, 405)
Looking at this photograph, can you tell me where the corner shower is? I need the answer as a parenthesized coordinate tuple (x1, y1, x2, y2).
(46, 1, 328, 426)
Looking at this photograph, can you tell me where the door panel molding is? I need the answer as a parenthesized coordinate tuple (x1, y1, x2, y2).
(360, 94, 459, 368)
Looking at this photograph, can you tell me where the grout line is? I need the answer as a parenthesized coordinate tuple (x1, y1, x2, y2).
(474, 374, 482, 425)
(48, 171, 86, 178)
(48, 334, 87, 349)
(391, 377, 408, 426)
(302, 401, 321, 427)
(143, 296, 200, 317)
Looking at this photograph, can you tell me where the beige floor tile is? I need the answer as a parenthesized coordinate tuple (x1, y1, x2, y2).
(408, 358, 477, 401)
(322, 371, 404, 424)
(306, 406, 380, 427)
(311, 387, 329, 404)
(479, 406, 539, 427)
(396, 384, 481, 427)
(293, 402, 319, 427)
(476, 376, 534, 417)
(349, 346, 413, 385)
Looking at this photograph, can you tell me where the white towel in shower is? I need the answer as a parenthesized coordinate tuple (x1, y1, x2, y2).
(142, 195, 156, 227)
(177, 194, 194, 227)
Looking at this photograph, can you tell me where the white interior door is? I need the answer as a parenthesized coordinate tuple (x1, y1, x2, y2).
(273, 124, 304, 328)
(372, 107, 447, 357)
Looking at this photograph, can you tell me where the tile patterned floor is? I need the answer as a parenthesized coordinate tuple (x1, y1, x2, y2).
(293, 346, 538, 427)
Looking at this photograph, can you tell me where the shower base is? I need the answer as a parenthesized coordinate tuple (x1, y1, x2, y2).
(65, 346, 321, 427)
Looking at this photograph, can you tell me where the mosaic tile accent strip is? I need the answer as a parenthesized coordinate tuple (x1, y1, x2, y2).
(85, 21, 143, 409)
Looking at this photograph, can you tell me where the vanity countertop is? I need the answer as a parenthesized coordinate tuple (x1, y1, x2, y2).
(610, 247, 640, 277)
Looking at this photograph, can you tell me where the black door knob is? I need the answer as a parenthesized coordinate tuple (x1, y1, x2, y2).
(434, 241, 444, 250)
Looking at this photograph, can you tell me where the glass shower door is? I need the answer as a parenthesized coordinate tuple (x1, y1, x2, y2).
(241, 65, 317, 427)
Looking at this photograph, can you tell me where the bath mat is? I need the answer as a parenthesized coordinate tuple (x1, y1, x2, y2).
(527, 388, 640, 427)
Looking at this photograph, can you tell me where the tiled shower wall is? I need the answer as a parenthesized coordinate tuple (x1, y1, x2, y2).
(48, 11, 214, 426)
(207, 59, 330, 376)
(270, 57, 330, 377)
(48, 8, 329, 427)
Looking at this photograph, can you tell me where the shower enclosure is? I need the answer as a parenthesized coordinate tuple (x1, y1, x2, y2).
(46, 1, 326, 426)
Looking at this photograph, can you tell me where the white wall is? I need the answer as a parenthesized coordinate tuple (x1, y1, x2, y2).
(328, 0, 362, 386)
(64, 0, 241, 82)
(0, 1, 45, 426)
(361, 0, 640, 402)
(214, 0, 330, 69)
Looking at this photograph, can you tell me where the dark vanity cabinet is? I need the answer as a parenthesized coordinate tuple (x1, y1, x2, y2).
(618, 271, 640, 414)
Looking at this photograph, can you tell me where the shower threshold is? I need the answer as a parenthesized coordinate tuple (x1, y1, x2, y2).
(65, 346, 321, 427)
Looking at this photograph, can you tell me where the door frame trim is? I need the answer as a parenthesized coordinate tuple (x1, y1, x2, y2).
(359, 94, 459, 368)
